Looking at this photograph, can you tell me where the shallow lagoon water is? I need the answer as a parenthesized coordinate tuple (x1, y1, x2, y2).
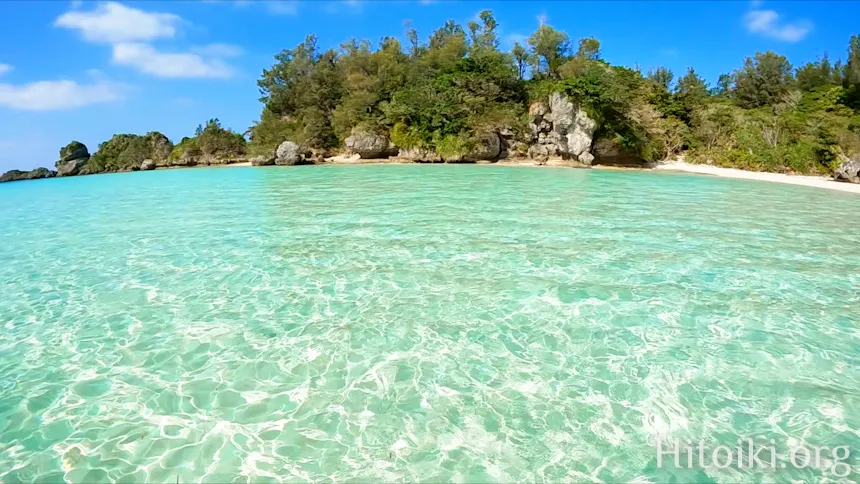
(0, 165, 859, 482)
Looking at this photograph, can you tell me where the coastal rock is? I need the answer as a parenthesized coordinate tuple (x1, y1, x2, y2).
(383, 141, 400, 158)
(55, 140, 91, 176)
(55, 157, 89, 176)
(140, 159, 156, 171)
(59, 141, 89, 162)
(251, 154, 275, 166)
(834, 155, 860, 183)
(463, 132, 501, 162)
(497, 126, 527, 159)
(275, 141, 311, 166)
(528, 93, 598, 165)
(146, 132, 173, 163)
(307, 148, 328, 164)
(173, 151, 197, 167)
(399, 147, 442, 163)
(345, 130, 389, 159)
(0, 167, 56, 183)
(529, 101, 549, 117)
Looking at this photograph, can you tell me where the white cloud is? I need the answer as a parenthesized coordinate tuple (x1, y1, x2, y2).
(743, 9, 811, 42)
(55, 1, 181, 43)
(323, 0, 362, 15)
(265, 1, 299, 15)
(190, 43, 243, 58)
(112, 43, 232, 79)
(0, 64, 12, 77)
(0, 79, 122, 110)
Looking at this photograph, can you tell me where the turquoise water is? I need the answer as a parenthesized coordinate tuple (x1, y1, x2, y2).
(1, 165, 859, 482)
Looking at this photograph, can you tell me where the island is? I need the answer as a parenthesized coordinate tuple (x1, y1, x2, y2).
(3, 12, 860, 186)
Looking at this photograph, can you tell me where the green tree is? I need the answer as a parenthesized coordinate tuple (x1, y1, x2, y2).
(796, 55, 835, 91)
(574, 37, 600, 61)
(258, 35, 344, 148)
(675, 67, 709, 98)
(512, 42, 529, 80)
(734, 51, 794, 108)
(527, 23, 570, 78)
(647, 67, 674, 91)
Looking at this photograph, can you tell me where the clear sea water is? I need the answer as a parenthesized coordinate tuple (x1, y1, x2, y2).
(1, 165, 859, 483)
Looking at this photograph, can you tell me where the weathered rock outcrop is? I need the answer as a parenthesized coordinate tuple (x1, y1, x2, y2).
(398, 147, 442, 163)
(345, 130, 390, 159)
(0, 167, 56, 183)
(56, 141, 90, 176)
(498, 127, 527, 159)
(251, 154, 275, 166)
(528, 92, 598, 166)
(59, 141, 89, 163)
(146, 132, 173, 163)
(139, 159, 156, 171)
(463, 132, 501, 162)
(56, 157, 89, 176)
(275, 141, 312, 166)
(834, 155, 860, 183)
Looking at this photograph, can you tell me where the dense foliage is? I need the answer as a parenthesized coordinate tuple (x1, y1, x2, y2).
(7, 13, 858, 180)
(252, 13, 860, 174)
(86, 132, 173, 173)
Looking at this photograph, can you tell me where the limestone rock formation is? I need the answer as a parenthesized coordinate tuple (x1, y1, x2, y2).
(251, 154, 276, 166)
(398, 147, 442, 163)
(146, 132, 173, 163)
(59, 141, 89, 162)
(140, 159, 156, 171)
(56, 141, 90, 176)
(0, 167, 56, 183)
(345, 130, 390, 159)
(463, 132, 501, 162)
(275, 141, 311, 165)
(834, 155, 860, 183)
(56, 157, 89, 176)
(497, 126, 527, 159)
(528, 92, 598, 165)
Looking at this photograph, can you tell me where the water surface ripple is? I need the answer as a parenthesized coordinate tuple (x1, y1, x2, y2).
(1, 165, 859, 482)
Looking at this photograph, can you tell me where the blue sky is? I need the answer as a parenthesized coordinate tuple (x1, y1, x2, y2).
(0, 0, 857, 171)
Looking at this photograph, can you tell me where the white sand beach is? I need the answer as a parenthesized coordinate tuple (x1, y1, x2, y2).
(655, 161, 860, 195)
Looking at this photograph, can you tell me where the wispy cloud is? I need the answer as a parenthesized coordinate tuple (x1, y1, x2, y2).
(55, 1, 181, 43)
(323, 0, 362, 15)
(0, 64, 12, 77)
(0, 78, 123, 110)
(743, 8, 811, 42)
(265, 0, 299, 16)
(190, 43, 243, 58)
(112, 43, 233, 79)
(55, 2, 240, 80)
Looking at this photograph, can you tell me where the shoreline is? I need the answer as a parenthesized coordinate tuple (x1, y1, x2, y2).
(652, 161, 860, 195)
(4, 158, 860, 195)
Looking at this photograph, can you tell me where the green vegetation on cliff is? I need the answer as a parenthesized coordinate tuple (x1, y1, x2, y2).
(86, 132, 173, 173)
(250, 11, 860, 174)
(4, 11, 859, 181)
